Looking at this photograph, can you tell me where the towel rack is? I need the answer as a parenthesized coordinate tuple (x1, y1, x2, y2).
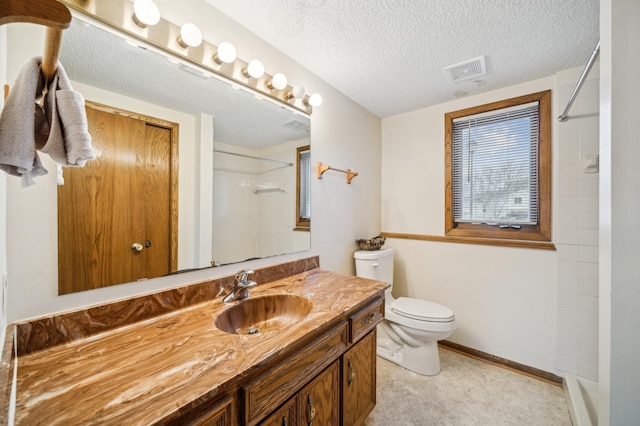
(316, 161, 358, 184)
(0, 0, 72, 85)
(253, 186, 287, 194)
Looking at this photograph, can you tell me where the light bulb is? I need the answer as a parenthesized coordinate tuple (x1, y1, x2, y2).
(269, 73, 288, 90)
(177, 23, 202, 48)
(307, 93, 323, 107)
(243, 60, 265, 79)
(213, 42, 237, 64)
(287, 85, 306, 99)
(132, 0, 160, 27)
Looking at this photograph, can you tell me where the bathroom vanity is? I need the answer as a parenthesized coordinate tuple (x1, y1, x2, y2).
(1, 258, 388, 425)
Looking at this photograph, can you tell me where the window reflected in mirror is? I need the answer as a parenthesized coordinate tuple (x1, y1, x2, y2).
(296, 145, 311, 230)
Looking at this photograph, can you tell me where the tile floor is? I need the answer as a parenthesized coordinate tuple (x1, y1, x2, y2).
(365, 347, 572, 426)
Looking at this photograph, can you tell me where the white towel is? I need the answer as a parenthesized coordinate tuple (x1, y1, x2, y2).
(0, 57, 49, 186)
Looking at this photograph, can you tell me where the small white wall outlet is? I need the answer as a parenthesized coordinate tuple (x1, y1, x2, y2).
(582, 154, 599, 173)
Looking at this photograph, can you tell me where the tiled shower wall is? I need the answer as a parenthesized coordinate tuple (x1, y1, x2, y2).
(555, 75, 600, 381)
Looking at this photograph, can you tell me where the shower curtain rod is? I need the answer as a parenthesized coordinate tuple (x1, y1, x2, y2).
(212, 148, 293, 167)
(558, 40, 600, 122)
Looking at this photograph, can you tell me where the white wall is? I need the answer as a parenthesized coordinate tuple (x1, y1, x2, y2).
(599, 0, 640, 423)
(381, 77, 560, 374)
(2, 1, 381, 322)
(555, 68, 600, 381)
(0, 25, 8, 343)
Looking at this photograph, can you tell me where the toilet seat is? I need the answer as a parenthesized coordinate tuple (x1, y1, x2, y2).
(391, 297, 455, 323)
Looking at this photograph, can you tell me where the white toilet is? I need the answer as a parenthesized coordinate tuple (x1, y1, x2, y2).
(354, 248, 456, 376)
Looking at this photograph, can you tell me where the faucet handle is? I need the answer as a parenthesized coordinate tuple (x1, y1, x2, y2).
(235, 269, 255, 283)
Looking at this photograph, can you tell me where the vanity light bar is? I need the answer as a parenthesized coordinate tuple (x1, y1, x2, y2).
(59, 0, 320, 114)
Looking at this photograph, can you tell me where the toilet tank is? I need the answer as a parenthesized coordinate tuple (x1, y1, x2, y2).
(354, 248, 394, 284)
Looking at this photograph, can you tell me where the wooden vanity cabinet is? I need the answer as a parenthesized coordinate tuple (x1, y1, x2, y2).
(177, 295, 384, 426)
(258, 396, 297, 426)
(342, 331, 377, 426)
(299, 360, 341, 425)
(170, 394, 236, 426)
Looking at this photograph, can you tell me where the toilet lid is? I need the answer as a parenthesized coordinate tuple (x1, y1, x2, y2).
(391, 297, 455, 322)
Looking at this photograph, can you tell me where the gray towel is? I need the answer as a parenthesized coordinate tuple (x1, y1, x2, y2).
(0, 57, 49, 185)
(0, 57, 95, 186)
(40, 62, 95, 167)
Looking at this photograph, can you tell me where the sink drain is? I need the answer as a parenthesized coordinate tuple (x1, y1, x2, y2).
(247, 326, 260, 335)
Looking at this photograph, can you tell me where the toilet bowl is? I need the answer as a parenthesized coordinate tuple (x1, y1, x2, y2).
(354, 248, 456, 376)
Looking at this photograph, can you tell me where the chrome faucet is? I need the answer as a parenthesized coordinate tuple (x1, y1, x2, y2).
(222, 269, 257, 302)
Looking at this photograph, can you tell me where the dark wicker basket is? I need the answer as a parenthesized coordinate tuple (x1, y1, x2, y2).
(355, 236, 386, 251)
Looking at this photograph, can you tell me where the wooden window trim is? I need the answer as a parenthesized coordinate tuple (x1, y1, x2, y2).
(444, 90, 551, 242)
(296, 145, 311, 229)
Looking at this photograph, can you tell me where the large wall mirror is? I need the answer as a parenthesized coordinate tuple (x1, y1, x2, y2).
(27, 13, 311, 294)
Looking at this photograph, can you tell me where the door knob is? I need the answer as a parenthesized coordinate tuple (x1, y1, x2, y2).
(131, 242, 144, 252)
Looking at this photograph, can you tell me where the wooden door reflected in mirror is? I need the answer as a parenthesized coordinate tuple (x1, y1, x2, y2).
(57, 103, 178, 294)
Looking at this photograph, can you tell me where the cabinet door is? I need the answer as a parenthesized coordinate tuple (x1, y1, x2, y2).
(343, 330, 376, 426)
(259, 396, 297, 426)
(299, 361, 340, 426)
(183, 394, 235, 426)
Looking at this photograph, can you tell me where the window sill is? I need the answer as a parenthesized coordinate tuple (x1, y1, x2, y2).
(380, 232, 556, 250)
(293, 227, 310, 232)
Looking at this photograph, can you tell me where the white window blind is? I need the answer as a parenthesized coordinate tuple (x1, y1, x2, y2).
(299, 148, 311, 220)
(452, 101, 539, 226)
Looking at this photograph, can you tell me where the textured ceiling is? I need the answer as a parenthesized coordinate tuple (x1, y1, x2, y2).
(204, 0, 600, 118)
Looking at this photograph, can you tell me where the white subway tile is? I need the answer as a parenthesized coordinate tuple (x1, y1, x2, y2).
(558, 323, 579, 341)
(578, 361, 599, 381)
(578, 294, 599, 314)
(579, 246, 599, 263)
(556, 355, 579, 374)
(578, 328, 599, 347)
(559, 147, 579, 165)
(578, 311, 599, 330)
(559, 291, 579, 309)
(557, 244, 579, 261)
(579, 196, 599, 213)
(579, 262, 599, 280)
(579, 176, 599, 196)
(578, 294, 600, 314)
(558, 260, 579, 278)
(559, 308, 580, 326)
(557, 228, 579, 245)
(557, 339, 579, 358)
(579, 229, 599, 246)
(558, 119, 580, 148)
(579, 343, 599, 364)
(558, 178, 580, 196)
(558, 196, 579, 213)
(579, 212, 599, 230)
(558, 212, 579, 230)
(579, 113, 600, 141)
(578, 278, 599, 297)
(558, 276, 579, 293)
(558, 162, 580, 181)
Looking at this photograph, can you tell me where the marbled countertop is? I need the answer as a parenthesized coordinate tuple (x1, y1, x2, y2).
(12, 269, 387, 425)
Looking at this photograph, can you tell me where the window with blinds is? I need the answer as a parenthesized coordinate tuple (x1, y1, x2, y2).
(296, 146, 311, 228)
(444, 91, 551, 242)
(452, 102, 539, 226)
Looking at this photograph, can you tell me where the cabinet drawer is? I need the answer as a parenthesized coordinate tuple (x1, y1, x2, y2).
(349, 298, 384, 343)
(243, 322, 348, 425)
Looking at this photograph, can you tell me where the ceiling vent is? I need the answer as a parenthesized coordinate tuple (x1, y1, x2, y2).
(283, 119, 310, 133)
(444, 56, 487, 83)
